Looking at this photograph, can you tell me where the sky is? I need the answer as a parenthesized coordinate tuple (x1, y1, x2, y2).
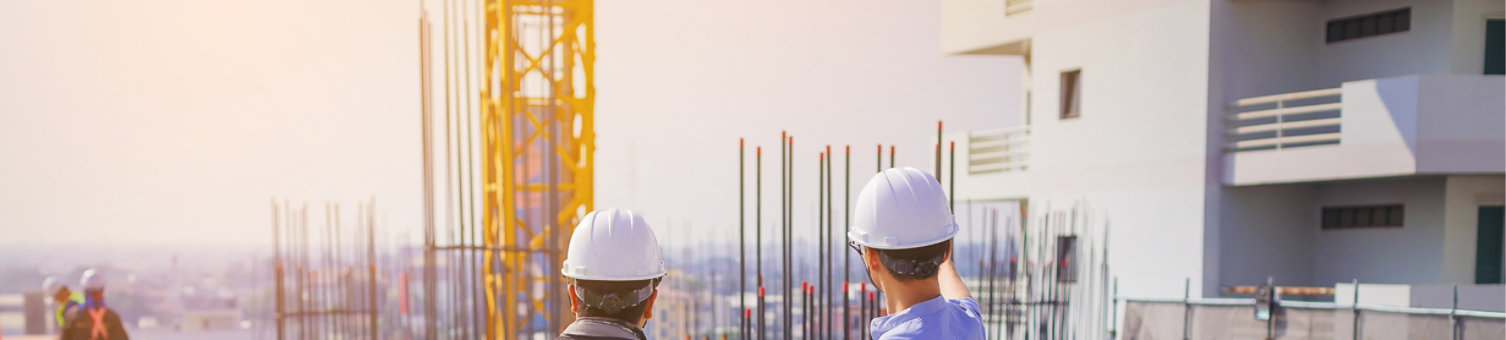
(0, 0, 1021, 251)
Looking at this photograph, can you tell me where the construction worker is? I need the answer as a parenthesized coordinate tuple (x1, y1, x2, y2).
(42, 276, 85, 331)
(557, 209, 667, 340)
(61, 269, 129, 340)
(848, 167, 985, 339)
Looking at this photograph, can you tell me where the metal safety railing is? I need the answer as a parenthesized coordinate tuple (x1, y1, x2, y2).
(1226, 87, 1343, 152)
(1006, 0, 1034, 16)
(967, 126, 1030, 174)
(1118, 283, 1506, 339)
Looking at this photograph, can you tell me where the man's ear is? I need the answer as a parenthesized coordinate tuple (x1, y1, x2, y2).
(568, 284, 580, 314)
(863, 248, 883, 272)
(640, 289, 659, 327)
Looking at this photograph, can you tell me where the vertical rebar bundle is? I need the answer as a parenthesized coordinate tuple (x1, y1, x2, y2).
(269, 200, 383, 340)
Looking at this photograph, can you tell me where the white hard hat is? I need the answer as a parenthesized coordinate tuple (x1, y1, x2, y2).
(42, 276, 64, 295)
(80, 269, 106, 290)
(848, 167, 958, 250)
(560, 209, 667, 281)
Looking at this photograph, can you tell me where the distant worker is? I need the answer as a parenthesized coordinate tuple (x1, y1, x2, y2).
(848, 168, 985, 339)
(42, 276, 85, 331)
(556, 209, 667, 340)
(61, 269, 129, 340)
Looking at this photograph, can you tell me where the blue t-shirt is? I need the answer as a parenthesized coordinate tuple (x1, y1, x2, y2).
(869, 296, 986, 340)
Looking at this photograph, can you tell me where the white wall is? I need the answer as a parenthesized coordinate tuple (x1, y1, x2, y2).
(1025, 0, 1215, 298)
(942, 0, 1198, 55)
(1216, 176, 1501, 290)
(1448, 0, 1506, 75)
(1317, 0, 1458, 85)
(1313, 177, 1447, 285)
(1414, 74, 1506, 173)
(1212, 0, 1497, 102)
(1334, 283, 1505, 311)
(1440, 175, 1506, 283)
(1408, 283, 1506, 311)
(941, 0, 1033, 55)
(1217, 185, 1319, 289)
(1213, 0, 1325, 101)
(1221, 74, 1504, 185)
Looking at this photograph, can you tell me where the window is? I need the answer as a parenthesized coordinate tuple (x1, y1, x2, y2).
(1485, 19, 1503, 75)
(1326, 8, 1410, 43)
(1055, 235, 1077, 283)
(1059, 70, 1081, 119)
(1321, 204, 1404, 230)
(1475, 206, 1503, 284)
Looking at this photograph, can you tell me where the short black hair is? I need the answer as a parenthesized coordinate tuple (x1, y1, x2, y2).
(574, 278, 660, 323)
(874, 239, 951, 282)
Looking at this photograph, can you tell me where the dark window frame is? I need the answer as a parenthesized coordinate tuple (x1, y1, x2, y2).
(1326, 8, 1411, 43)
(1055, 235, 1078, 283)
(1059, 69, 1082, 120)
(1321, 204, 1405, 230)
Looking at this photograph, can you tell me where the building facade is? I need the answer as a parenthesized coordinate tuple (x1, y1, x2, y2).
(941, 0, 1504, 312)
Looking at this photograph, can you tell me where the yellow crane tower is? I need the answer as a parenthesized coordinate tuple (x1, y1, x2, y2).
(480, 0, 593, 338)
(420, 0, 591, 337)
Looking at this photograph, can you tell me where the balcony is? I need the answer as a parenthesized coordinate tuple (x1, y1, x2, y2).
(943, 126, 1031, 201)
(1223, 74, 1505, 186)
(942, 0, 1034, 55)
(1006, 0, 1033, 16)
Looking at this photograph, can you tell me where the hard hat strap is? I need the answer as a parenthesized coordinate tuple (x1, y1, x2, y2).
(575, 282, 655, 315)
(878, 251, 944, 277)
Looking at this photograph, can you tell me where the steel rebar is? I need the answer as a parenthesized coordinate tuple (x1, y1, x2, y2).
(842, 145, 851, 340)
(739, 139, 746, 340)
(757, 145, 765, 340)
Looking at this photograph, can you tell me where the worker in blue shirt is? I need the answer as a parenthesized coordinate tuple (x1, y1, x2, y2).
(847, 168, 986, 339)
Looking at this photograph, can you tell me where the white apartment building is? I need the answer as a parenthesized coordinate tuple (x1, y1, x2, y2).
(940, 0, 1504, 310)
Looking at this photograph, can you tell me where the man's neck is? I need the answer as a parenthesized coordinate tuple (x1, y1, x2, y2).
(880, 279, 942, 314)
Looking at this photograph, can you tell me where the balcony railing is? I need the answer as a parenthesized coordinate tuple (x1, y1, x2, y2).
(968, 126, 1030, 174)
(1226, 87, 1342, 152)
(1006, 0, 1033, 16)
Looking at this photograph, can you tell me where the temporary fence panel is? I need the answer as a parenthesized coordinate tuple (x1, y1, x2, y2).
(1122, 301, 1185, 340)
(1125, 299, 1505, 340)
(1276, 305, 1335, 339)
(1458, 315, 1506, 339)
(1187, 304, 1269, 339)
